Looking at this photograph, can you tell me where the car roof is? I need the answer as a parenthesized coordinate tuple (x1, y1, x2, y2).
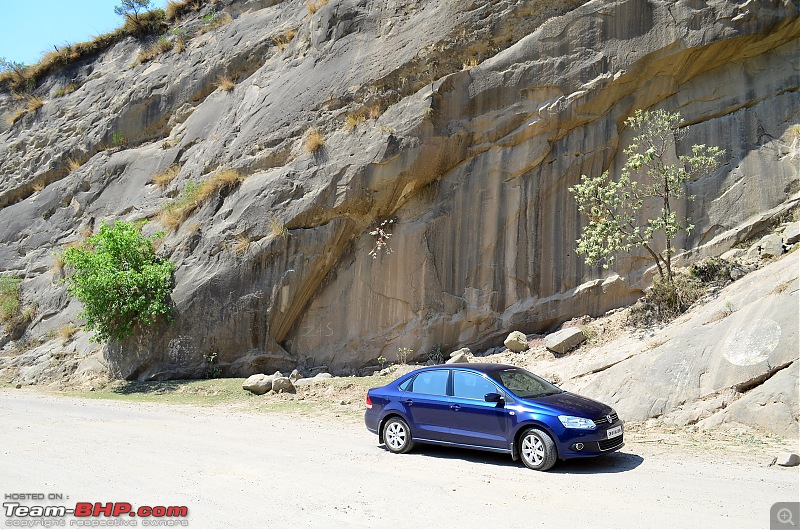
(416, 362, 519, 373)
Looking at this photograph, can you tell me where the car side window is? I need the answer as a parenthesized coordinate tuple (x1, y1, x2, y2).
(452, 371, 500, 401)
(409, 370, 449, 396)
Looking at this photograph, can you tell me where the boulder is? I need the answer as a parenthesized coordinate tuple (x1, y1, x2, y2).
(504, 331, 529, 353)
(242, 374, 274, 395)
(449, 347, 471, 359)
(782, 222, 800, 246)
(314, 372, 333, 379)
(446, 351, 469, 364)
(776, 452, 800, 467)
(289, 369, 302, 382)
(271, 376, 295, 393)
(544, 328, 586, 355)
(748, 234, 783, 259)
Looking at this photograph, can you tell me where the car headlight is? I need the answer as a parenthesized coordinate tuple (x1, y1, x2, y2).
(558, 415, 597, 430)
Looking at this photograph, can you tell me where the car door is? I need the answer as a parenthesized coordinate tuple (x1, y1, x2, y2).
(447, 370, 511, 449)
(400, 369, 452, 442)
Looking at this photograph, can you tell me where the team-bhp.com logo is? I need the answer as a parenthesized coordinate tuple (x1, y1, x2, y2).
(4, 494, 189, 527)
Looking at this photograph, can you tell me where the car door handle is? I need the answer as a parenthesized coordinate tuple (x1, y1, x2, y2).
(450, 404, 461, 411)
(401, 399, 413, 406)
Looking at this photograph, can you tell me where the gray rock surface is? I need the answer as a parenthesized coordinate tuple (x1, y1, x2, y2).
(783, 222, 800, 246)
(242, 374, 274, 395)
(776, 453, 800, 467)
(504, 332, 529, 353)
(544, 328, 586, 355)
(540, 254, 799, 438)
(0, 0, 798, 382)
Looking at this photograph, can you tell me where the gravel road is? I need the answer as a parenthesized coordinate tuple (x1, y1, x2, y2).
(1, 391, 797, 528)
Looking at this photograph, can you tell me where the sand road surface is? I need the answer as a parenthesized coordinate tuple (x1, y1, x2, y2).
(1, 391, 797, 528)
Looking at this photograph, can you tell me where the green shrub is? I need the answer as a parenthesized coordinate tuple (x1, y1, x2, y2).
(0, 275, 22, 323)
(62, 220, 175, 342)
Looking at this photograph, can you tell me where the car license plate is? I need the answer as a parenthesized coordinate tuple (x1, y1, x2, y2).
(607, 425, 622, 438)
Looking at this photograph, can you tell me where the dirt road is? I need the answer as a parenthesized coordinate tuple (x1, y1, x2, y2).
(1, 390, 797, 528)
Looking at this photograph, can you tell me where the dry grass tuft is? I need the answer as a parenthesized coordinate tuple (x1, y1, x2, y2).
(306, 0, 329, 15)
(59, 323, 80, 345)
(66, 157, 83, 173)
(304, 127, 325, 153)
(273, 28, 297, 51)
(159, 170, 244, 230)
(462, 57, 479, 70)
(233, 233, 251, 256)
(152, 164, 181, 188)
(137, 36, 173, 64)
(217, 75, 235, 92)
(269, 218, 289, 240)
(344, 112, 366, 132)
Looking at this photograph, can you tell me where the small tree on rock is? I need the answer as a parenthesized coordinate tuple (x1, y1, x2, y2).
(114, 0, 153, 25)
(62, 220, 175, 342)
(570, 109, 724, 284)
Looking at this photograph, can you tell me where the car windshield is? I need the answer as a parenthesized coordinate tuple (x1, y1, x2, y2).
(487, 367, 563, 399)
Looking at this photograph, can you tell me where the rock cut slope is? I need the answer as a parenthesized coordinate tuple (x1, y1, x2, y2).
(0, 0, 798, 381)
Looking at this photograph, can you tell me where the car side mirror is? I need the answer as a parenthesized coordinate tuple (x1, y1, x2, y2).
(484, 392, 504, 404)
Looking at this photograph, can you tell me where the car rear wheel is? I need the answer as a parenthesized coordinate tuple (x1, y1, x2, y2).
(383, 417, 414, 454)
(520, 428, 557, 471)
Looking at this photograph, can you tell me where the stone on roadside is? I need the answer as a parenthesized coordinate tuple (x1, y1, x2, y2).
(544, 328, 586, 355)
(748, 234, 783, 259)
(314, 372, 333, 379)
(271, 376, 295, 393)
(782, 221, 800, 246)
(243, 373, 274, 395)
(447, 350, 470, 364)
(289, 368, 301, 382)
(776, 452, 799, 467)
(449, 347, 471, 359)
(504, 331, 529, 353)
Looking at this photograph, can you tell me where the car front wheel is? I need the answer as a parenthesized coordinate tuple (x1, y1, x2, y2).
(383, 417, 414, 454)
(520, 428, 557, 471)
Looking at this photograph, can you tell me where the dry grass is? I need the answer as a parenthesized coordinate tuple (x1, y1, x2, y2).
(66, 157, 83, 173)
(304, 127, 325, 153)
(165, 0, 202, 21)
(59, 323, 80, 345)
(197, 11, 232, 35)
(233, 233, 251, 256)
(160, 170, 244, 230)
(137, 36, 173, 64)
(462, 57, 479, 70)
(7, 96, 44, 126)
(368, 103, 383, 120)
(306, 0, 329, 15)
(152, 164, 181, 188)
(344, 112, 366, 132)
(269, 218, 289, 240)
(216, 75, 235, 92)
(273, 28, 297, 51)
(54, 83, 80, 97)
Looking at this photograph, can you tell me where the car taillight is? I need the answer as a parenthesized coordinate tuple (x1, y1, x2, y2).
(365, 395, 373, 409)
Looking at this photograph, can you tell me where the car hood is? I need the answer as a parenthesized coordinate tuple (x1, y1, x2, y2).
(520, 391, 612, 418)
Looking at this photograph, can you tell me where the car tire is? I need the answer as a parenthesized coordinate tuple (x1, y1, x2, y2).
(382, 417, 414, 454)
(519, 428, 557, 471)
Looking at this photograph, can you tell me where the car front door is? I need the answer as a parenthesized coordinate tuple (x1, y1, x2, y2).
(400, 369, 452, 442)
(448, 370, 511, 449)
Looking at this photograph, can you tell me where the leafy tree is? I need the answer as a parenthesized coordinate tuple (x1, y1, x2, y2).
(0, 57, 27, 84)
(114, 0, 153, 25)
(62, 220, 175, 342)
(570, 109, 724, 284)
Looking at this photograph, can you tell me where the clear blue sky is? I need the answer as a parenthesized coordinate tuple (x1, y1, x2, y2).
(0, 0, 168, 65)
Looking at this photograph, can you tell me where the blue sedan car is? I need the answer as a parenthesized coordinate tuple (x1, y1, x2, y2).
(365, 363, 623, 471)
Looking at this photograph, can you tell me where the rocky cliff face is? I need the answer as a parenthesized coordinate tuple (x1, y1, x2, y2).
(0, 0, 798, 382)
